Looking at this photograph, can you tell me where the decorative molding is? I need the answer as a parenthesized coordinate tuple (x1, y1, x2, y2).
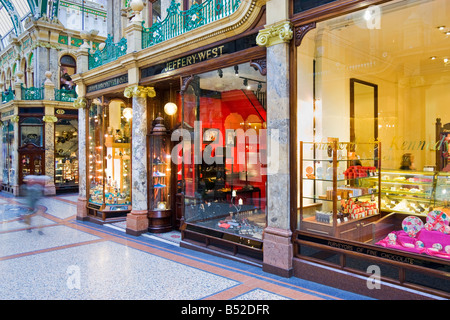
(250, 58, 267, 76)
(31, 40, 62, 51)
(256, 21, 293, 47)
(43, 115, 58, 123)
(10, 115, 19, 123)
(73, 97, 87, 109)
(124, 85, 156, 98)
(294, 22, 316, 47)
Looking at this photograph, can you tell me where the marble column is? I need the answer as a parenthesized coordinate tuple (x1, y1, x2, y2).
(124, 85, 156, 236)
(11, 114, 19, 196)
(74, 96, 88, 220)
(43, 108, 57, 196)
(256, 20, 294, 277)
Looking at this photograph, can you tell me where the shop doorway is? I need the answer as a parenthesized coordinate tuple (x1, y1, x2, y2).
(18, 147, 45, 186)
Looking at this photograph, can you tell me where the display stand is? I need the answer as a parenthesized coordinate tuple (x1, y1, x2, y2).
(148, 114, 173, 233)
(299, 141, 381, 242)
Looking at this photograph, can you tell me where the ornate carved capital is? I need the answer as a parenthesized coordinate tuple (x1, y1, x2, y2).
(256, 21, 293, 47)
(11, 115, 20, 123)
(43, 115, 58, 123)
(73, 97, 87, 109)
(124, 85, 156, 98)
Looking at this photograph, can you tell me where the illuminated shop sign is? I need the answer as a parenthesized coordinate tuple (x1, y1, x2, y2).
(140, 34, 258, 79)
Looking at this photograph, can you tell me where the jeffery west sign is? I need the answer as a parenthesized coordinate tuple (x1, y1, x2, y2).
(164, 45, 225, 72)
(140, 34, 258, 79)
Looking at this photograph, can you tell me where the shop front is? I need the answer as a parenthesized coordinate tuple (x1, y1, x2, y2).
(291, 0, 450, 298)
(84, 76, 133, 223)
(138, 29, 268, 263)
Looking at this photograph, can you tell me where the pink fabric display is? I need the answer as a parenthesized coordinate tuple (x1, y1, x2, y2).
(401, 216, 424, 237)
(424, 210, 450, 234)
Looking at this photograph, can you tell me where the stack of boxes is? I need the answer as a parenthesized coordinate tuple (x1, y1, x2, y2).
(343, 165, 377, 179)
(340, 198, 378, 219)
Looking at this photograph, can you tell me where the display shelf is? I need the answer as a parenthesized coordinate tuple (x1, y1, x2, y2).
(360, 169, 449, 216)
(299, 141, 381, 241)
(87, 99, 132, 221)
(148, 115, 173, 233)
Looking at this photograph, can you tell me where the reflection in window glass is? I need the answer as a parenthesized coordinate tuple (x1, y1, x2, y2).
(296, 0, 450, 259)
(181, 62, 267, 241)
(55, 118, 79, 188)
(20, 117, 43, 147)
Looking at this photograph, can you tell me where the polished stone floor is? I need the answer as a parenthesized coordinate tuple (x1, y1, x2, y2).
(0, 191, 374, 302)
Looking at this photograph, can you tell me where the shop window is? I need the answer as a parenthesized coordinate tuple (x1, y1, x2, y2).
(55, 117, 79, 189)
(20, 117, 43, 147)
(87, 98, 132, 218)
(296, 0, 450, 262)
(2, 120, 14, 186)
(180, 62, 267, 242)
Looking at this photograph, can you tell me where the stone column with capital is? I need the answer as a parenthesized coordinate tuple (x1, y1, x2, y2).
(43, 107, 57, 196)
(256, 18, 294, 277)
(73, 83, 88, 220)
(124, 84, 156, 236)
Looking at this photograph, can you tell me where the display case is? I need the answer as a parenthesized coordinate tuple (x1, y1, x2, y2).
(299, 141, 381, 242)
(87, 98, 132, 221)
(361, 170, 450, 216)
(148, 115, 173, 233)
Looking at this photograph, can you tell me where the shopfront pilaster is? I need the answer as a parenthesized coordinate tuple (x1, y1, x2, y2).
(124, 84, 156, 235)
(43, 108, 57, 196)
(257, 9, 294, 276)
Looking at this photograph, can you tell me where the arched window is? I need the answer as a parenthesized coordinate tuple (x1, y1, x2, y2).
(60, 55, 76, 90)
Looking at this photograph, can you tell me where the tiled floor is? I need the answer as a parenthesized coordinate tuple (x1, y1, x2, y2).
(0, 192, 373, 301)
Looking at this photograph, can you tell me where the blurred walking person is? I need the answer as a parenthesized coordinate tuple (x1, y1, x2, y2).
(21, 175, 49, 235)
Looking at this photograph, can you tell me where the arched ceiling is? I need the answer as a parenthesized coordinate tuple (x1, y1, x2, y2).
(0, 0, 108, 40)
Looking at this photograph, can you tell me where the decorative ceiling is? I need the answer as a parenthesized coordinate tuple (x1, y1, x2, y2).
(0, 0, 108, 39)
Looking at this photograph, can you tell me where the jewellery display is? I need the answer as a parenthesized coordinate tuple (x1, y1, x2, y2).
(87, 98, 132, 219)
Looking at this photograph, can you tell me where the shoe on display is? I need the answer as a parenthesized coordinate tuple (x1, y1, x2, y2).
(154, 183, 166, 188)
(153, 170, 166, 177)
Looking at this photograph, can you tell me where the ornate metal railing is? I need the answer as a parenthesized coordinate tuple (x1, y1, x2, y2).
(88, 35, 127, 70)
(142, 0, 241, 49)
(1, 90, 14, 103)
(55, 88, 78, 102)
(21, 85, 44, 100)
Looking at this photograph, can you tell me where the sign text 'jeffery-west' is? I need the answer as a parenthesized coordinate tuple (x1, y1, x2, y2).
(163, 45, 225, 72)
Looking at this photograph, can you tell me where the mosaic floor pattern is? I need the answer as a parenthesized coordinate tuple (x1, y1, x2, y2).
(0, 192, 377, 303)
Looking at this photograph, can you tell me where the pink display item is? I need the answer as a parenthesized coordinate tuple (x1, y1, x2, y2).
(401, 216, 424, 237)
(424, 210, 450, 234)
(376, 229, 450, 260)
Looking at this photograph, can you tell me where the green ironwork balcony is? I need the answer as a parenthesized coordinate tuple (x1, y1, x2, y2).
(21, 85, 44, 100)
(89, 35, 127, 70)
(1, 90, 14, 103)
(55, 88, 78, 102)
(142, 0, 241, 49)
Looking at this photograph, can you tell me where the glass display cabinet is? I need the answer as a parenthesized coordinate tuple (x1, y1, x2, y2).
(298, 141, 381, 242)
(361, 170, 450, 216)
(87, 98, 132, 221)
(55, 117, 79, 191)
(148, 114, 173, 233)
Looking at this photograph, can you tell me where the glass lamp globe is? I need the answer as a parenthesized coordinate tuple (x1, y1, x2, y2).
(164, 102, 177, 116)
